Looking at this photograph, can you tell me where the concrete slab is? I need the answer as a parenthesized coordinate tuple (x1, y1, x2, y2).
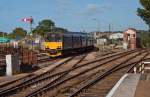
(134, 74, 150, 97)
(106, 74, 141, 97)
(33, 57, 71, 75)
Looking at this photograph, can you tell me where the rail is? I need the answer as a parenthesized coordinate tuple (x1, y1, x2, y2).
(69, 50, 149, 97)
(26, 50, 144, 97)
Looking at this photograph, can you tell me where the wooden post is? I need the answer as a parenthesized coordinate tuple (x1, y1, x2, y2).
(134, 67, 137, 74)
(6, 53, 20, 76)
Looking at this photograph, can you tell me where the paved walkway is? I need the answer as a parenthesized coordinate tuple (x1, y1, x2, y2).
(106, 73, 141, 97)
(134, 74, 150, 97)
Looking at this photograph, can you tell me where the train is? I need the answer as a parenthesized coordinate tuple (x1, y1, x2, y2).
(43, 32, 94, 57)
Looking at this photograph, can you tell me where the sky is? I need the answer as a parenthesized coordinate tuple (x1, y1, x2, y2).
(0, 0, 149, 33)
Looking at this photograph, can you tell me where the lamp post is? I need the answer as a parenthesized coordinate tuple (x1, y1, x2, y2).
(92, 18, 103, 51)
(3, 32, 4, 43)
(92, 18, 101, 32)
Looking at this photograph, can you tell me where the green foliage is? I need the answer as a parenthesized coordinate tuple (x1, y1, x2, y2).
(8, 27, 27, 39)
(39, 19, 55, 27)
(137, 0, 150, 29)
(51, 27, 68, 33)
(33, 19, 55, 36)
(0, 32, 7, 37)
(139, 0, 150, 10)
(137, 0, 150, 48)
(140, 31, 150, 48)
(33, 19, 68, 36)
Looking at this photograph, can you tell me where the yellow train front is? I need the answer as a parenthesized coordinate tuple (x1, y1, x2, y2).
(43, 32, 94, 57)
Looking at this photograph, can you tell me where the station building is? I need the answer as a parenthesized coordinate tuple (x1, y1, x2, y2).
(123, 28, 141, 50)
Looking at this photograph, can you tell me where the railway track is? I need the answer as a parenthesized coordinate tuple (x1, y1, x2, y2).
(0, 54, 88, 97)
(24, 49, 147, 97)
(36, 52, 90, 68)
(68, 50, 149, 97)
(0, 49, 148, 97)
(96, 50, 116, 57)
(12, 54, 87, 97)
(47, 50, 145, 97)
(37, 58, 61, 68)
(0, 50, 129, 89)
(0, 57, 72, 96)
(37, 53, 53, 63)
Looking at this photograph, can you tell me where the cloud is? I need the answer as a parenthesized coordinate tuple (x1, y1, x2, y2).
(77, 4, 112, 16)
(87, 4, 112, 14)
(87, 4, 99, 13)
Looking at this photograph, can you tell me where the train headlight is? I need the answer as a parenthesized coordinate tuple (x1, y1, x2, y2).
(45, 46, 49, 49)
(57, 46, 62, 49)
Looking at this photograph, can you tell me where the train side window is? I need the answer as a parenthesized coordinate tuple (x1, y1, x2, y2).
(45, 34, 62, 42)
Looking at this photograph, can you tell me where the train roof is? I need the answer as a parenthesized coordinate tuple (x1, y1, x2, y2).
(46, 31, 92, 35)
(64, 32, 90, 35)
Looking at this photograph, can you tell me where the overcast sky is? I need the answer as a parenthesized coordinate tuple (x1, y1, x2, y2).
(0, 0, 148, 33)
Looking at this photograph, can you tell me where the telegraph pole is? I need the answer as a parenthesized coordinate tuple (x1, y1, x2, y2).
(92, 18, 101, 32)
(108, 24, 112, 44)
(109, 24, 111, 33)
(92, 18, 105, 51)
(29, 16, 33, 36)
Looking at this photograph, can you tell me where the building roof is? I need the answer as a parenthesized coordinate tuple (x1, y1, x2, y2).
(0, 37, 10, 43)
(124, 28, 137, 32)
(109, 33, 123, 39)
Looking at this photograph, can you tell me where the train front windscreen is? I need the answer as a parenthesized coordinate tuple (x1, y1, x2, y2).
(46, 34, 62, 42)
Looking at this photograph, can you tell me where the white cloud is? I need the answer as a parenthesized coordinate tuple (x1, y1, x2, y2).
(87, 4, 99, 13)
(77, 4, 112, 16)
(88, 4, 111, 14)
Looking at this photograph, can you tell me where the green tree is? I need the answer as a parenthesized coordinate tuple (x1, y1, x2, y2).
(141, 31, 150, 48)
(8, 27, 27, 39)
(33, 19, 68, 36)
(33, 19, 55, 36)
(137, 0, 150, 30)
(39, 19, 55, 28)
(32, 19, 55, 36)
(51, 27, 68, 33)
(0, 32, 7, 37)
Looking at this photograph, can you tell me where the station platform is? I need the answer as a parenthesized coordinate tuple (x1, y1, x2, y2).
(106, 73, 150, 97)
(134, 74, 150, 97)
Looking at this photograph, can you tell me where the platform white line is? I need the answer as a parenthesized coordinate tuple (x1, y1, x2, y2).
(106, 74, 128, 97)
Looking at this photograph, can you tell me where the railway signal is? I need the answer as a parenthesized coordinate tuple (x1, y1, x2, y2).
(21, 16, 34, 35)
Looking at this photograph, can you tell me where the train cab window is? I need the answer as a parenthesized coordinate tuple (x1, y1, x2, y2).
(46, 34, 55, 42)
(55, 35, 62, 42)
(46, 34, 62, 42)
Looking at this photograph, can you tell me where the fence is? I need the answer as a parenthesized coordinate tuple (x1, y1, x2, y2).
(0, 44, 37, 68)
